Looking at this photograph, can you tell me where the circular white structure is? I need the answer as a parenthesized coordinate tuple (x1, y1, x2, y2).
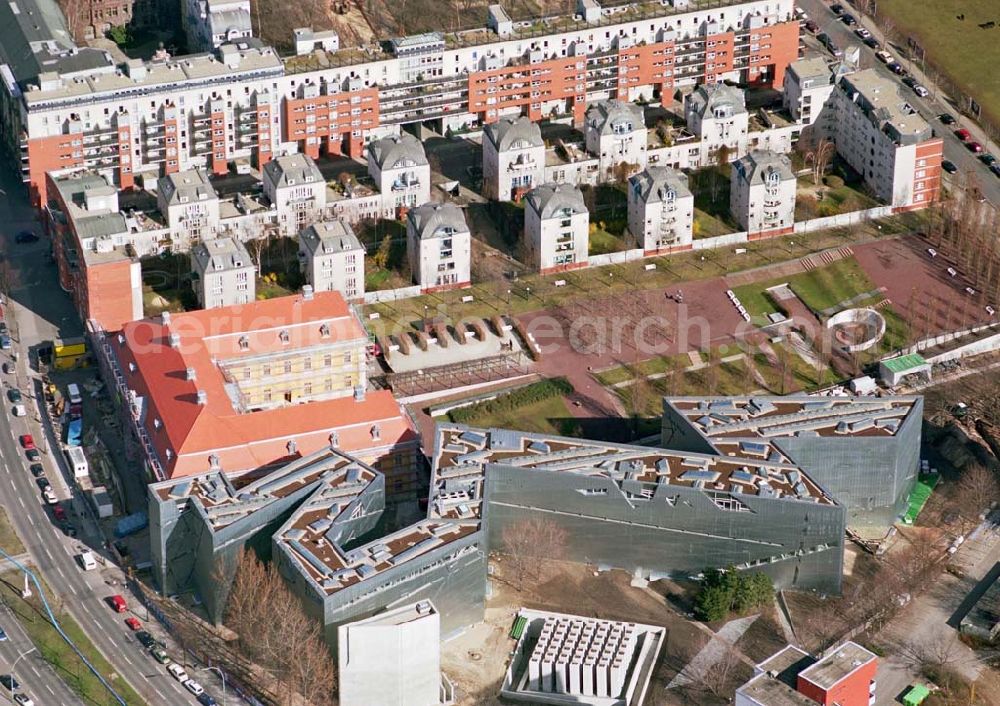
(825, 307, 886, 352)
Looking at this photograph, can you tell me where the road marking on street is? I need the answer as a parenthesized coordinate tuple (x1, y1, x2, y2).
(16, 496, 23, 509)
(122, 653, 133, 665)
(44, 683, 54, 695)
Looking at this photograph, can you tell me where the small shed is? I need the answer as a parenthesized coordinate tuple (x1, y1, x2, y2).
(849, 375, 878, 395)
(879, 353, 932, 387)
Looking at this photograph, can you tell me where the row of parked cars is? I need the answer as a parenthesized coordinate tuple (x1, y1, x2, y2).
(103, 596, 218, 705)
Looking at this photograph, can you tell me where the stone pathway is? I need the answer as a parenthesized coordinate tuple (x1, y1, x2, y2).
(667, 614, 760, 690)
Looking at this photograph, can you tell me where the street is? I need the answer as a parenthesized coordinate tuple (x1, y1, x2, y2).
(797, 0, 1000, 206)
(0, 168, 209, 705)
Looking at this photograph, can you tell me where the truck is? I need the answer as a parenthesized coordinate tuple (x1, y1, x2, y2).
(66, 417, 83, 447)
(64, 446, 88, 478)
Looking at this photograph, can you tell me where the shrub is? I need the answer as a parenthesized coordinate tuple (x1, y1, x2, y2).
(448, 378, 574, 424)
(693, 567, 774, 622)
(823, 175, 845, 189)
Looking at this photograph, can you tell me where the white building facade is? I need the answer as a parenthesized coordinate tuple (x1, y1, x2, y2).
(406, 202, 471, 292)
(524, 183, 589, 274)
(685, 83, 750, 166)
(366, 133, 430, 218)
(156, 169, 221, 248)
(482, 115, 545, 202)
(190, 236, 256, 309)
(584, 100, 648, 180)
(627, 166, 694, 253)
(262, 153, 328, 236)
(730, 150, 797, 237)
(298, 220, 365, 301)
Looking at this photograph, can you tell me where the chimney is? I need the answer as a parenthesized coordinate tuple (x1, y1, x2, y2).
(196, 390, 208, 405)
(354, 385, 365, 402)
(302, 284, 314, 301)
(185, 367, 196, 381)
(162, 311, 171, 326)
(169, 333, 181, 348)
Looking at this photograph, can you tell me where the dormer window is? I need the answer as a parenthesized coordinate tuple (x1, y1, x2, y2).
(238, 335, 250, 351)
(370, 424, 381, 440)
(765, 170, 780, 186)
(279, 330, 290, 344)
(319, 323, 330, 338)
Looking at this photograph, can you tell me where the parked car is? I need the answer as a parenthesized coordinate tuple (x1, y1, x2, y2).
(854, 26, 871, 39)
(18, 435, 34, 450)
(43, 487, 57, 505)
(955, 128, 972, 141)
(831, 3, 845, 14)
(841, 13, 856, 25)
(804, 19, 820, 33)
(168, 663, 189, 682)
(0, 335, 11, 351)
(0, 675, 18, 691)
(967, 141, 984, 153)
(913, 85, 929, 97)
(151, 647, 171, 665)
(817, 33, 842, 57)
(13, 694, 35, 706)
(52, 504, 66, 522)
(11, 405, 25, 417)
(0, 627, 7, 641)
(63, 523, 77, 538)
(875, 50, 894, 64)
(991, 163, 1000, 178)
(135, 631, 156, 649)
(863, 36, 880, 49)
(197, 694, 218, 706)
(108, 595, 127, 613)
(35, 477, 49, 492)
(941, 160, 958, 174)
(28, 463, 43, 477)
(980, 153, 997, 165)
(184, 680, 205, 697)
(14, 231, 38, 244)
(25, 449, 39, 462)
(939, 113, 956, 125)
(125, 617, 142, 632)
(7, 389, 21, 403)
(887, 62, 905, 75)
(1, 363, 11, 375)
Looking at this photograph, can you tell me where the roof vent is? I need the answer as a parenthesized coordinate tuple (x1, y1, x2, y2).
(416, 601, 432, 615)
(196, 390, 208, 405)
(168, 333, 180, 348)
(302, 284, 314, 300)
(162, 311, 171, 325)
(185, 367, 196, 381)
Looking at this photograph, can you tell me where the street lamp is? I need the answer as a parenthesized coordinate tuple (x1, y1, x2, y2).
(203, 666, 227, 706)
(12, 646, 37, 686)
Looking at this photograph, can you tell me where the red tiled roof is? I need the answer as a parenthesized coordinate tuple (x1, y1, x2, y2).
(113, 291, 416, 478)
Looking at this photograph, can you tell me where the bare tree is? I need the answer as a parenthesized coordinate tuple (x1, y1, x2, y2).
(501, 518, 569, 590)
(813, 139, 835, 186)
(954, 464, 1000, 525)
(683, 643, 744, 698)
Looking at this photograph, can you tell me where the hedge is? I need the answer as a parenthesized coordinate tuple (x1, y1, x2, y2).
(449, 377, 574, 424)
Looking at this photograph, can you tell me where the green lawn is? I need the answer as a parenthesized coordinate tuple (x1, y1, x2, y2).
(796, 181, 879, 221)
(693, 209, 737, 239)
(0, 572, 147, 705)
(879, 0, 1000, 126)
(447, 378, 582, 437)
(0, 507, 24, 556)
(751, 346, 838, 394)
(615, 358, 755, 417)
(593, 352, 699, 387)
(589, 227, 628, 255)
(732, 258, 879, 322)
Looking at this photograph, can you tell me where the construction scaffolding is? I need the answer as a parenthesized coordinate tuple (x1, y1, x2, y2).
(383, 352, 531, 397)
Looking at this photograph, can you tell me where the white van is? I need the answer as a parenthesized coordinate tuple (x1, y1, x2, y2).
(79, 551, 97, 571)
(12, 404, 25, 417)
(67, 383, 83, 405)
(65, 446, 89, 479)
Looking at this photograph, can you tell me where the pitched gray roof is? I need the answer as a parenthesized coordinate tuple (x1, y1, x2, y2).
(407, 203, 469, 240)
(263, 153, 324, 189)
(300, 220, 364, 255)
(733, 150, 795, 186)
(585, 100, 645, 136)
(525, 183, 587, 220)
(686, 83, 747, 120)
(368, 133, 428, 170)
(192, 236, 253, 273)
(158, 169, 217, 206)
(484, 115, 543, 152)
(629, 167, 691, 204)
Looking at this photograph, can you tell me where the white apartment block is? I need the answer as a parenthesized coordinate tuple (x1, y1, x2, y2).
(685, 83, 749, 165)
(407, 203, 471, 291)
(826, 69, 942, 209)
(584, 100, 648, 179)
(367, 133, 430, 217)
(730, 150, 796, 236)
(482, 116, 545, 201)
(183, 0, 253, 52)
(782, 56, 836, 128)
(524, 183, 589, 273)
(191, 236, 256, 309)
(263, 153, 328, 236)
(17, 0, 800, 212)
(156, 169, 221, 248)
(298, 220, 365, 301)
(627, 166, 694, 253)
